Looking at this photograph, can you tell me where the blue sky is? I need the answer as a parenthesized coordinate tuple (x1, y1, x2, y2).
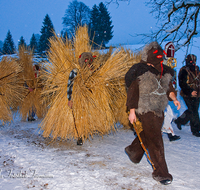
(0, 0, 157, 46)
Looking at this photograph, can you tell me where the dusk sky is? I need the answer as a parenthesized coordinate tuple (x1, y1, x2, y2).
(0, 0, 157, 46)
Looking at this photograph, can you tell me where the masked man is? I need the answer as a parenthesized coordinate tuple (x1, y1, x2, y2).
(125, 41, 181, 185)
(174, 54, 200, 137)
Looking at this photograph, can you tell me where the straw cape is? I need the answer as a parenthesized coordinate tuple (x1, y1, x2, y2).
(17, 46, 46, 121)
(40, 26, 140, 141)
(0, 56, 24, 124)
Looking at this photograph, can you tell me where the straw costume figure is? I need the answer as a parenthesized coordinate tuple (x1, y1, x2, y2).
(0, 56, 24, 124)
(125, 41, 181, 185)
(17, 46, 46, 121)
(40, 26, 133, 144)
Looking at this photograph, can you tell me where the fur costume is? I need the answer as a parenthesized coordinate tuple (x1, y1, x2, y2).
(40, 26, 133, 142)
(125, 41, 178, 185)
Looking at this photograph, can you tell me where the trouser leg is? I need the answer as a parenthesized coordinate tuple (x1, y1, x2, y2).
(175, 109, 191, 125)
(125, 133, 145, 163)
(139, 112, 172, 182)
(184, 97, 200, 133)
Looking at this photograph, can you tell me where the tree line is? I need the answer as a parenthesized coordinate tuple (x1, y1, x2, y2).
(0, 1, 113, 55)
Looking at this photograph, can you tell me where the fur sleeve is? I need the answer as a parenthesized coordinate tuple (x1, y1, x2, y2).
(126, 79, 139, 110)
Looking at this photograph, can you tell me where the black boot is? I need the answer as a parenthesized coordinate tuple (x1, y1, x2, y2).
(192, 131, 200, 137)
(167, 133, 181, 141)
(160, 179, 172, 185)
(77, 137, 83, 145)
(28, 116, 35, 122)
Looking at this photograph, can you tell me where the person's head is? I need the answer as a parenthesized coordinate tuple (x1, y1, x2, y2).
(141, 41, 164, 73)
(185, 54, 197, 67)
(78, 52, 96, 70)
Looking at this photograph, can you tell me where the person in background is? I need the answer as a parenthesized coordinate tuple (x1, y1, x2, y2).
(174, 54, 200, 137)
(162, 42, 181, 141)
(25, 64, 40, 121)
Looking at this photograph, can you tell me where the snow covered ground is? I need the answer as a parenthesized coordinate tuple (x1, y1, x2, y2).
(0, 94, 200, 190)
(1, 41, 200, 190)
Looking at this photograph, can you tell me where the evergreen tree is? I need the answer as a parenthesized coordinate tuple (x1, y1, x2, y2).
(0, 40, 3, 55)
(90, 4, 100, 48)
(18, 36, 27, 49)
(98, 2, 113, 47)
(90, 2, 113, 48)
(60, 30, 69, 42)
(2, 30, 15, 54)
(30, 33, 38, 53)
(38, 14, 55, 53)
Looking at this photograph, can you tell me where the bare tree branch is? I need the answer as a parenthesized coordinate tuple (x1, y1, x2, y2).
(105, 0, 130, 3)
(105, 0, 130, 6)
(146, 0, 200, 52)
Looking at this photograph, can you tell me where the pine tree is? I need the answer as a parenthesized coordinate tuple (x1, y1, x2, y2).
(0, 40, 3, 55)
(90, 4, 100, 48)
(2, 30, 15, 54)
(30, 33, 38, 53)
(90, 2, 113, 48)
(18, 36, 27, 49)
(98, 2, 113, 47)
(38, 14, 55, 53)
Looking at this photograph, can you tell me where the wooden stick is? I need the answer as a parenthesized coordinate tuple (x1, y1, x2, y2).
(133, 121, 156, 170)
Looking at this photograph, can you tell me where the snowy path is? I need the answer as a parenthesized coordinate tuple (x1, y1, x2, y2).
(0, 106, 200, 190)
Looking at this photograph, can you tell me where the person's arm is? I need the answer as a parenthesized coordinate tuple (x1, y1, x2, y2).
(129, 108, 137, 124)
(125, 64, 139, 88)
(126, 79, 139, 110)
(126, 79, 139, 124)
(169, 91, 181, 110)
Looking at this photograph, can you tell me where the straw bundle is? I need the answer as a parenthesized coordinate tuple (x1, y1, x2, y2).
(40, 26, 136, 141)
(113, 51, 142, 128)
(17, 46, 46, 121)
(0, 56, 23, 124)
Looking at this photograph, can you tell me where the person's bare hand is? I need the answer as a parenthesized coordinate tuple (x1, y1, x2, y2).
(68, 100, 73, 109)
(173, 100, 181, 110)
(28, 87, 33, 92)
(129, 109, 137, 124)
(191, 91, 197, 97)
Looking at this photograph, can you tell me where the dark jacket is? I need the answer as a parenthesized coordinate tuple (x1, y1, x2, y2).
(178, 65, 200, 97)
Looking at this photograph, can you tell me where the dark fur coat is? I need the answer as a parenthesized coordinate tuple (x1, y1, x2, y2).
(125, 62, 175, 117)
